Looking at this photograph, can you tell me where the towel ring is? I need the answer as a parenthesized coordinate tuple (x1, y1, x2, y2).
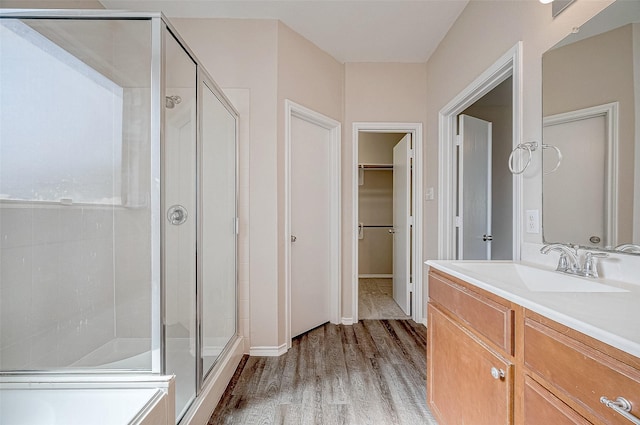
(508, 141, 538, 175)
(542, 143, 562, 174)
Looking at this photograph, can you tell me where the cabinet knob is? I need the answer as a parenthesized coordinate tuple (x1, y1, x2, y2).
(490, 367, 505, 380)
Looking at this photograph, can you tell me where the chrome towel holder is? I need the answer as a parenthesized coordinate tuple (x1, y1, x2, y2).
(508, 141, 562, 175)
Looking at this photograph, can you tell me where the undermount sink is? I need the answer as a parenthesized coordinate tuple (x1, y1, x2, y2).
(450, 262, 628, 293)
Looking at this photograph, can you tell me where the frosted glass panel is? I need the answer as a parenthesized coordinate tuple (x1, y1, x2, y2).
(0, 21, 123, 204)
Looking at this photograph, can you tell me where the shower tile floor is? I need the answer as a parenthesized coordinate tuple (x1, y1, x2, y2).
(358, 278, 411, 320)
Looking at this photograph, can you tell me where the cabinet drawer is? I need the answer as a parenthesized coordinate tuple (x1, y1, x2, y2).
(525, 318, 640, 425)
(524, 375, 592, 425)
(429, 271, 514, 354)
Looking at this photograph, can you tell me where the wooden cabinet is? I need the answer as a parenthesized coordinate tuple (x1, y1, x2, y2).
(523, 375, 592, 425)
(428, 305, 513, 425)
(524, 311, 640, 425)
(427, 269, 640, 425)
(429, 271, 514, 354)
(427, 270, 515, 425)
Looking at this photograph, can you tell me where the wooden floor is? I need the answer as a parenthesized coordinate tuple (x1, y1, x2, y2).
(358, 278, 411, 320)
(208, 320, 438, 425)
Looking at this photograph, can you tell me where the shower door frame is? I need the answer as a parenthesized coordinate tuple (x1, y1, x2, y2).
(161, 16, 241, 406)
(194, 65, 241, 385)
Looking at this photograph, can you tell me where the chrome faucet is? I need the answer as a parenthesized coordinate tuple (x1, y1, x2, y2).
(540, 244, 608, 278)
(614, 243, 640, 254)
(540, 243, 580, 274)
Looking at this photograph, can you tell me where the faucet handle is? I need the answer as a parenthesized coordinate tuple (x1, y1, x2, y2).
(556, 253, 570, 272)
(583, 252, 608, 278)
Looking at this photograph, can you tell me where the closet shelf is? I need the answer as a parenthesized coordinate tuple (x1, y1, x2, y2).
(358, 164, 393, 170)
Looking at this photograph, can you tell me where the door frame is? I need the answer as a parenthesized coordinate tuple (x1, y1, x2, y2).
(352, 122, 424, 323)
(438, 42, 523, 261)
(285, 99, 341, 349)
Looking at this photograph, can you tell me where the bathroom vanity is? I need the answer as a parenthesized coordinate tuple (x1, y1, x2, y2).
(426, 261, 640, 425)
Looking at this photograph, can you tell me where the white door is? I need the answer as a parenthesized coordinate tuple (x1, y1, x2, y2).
(291, 115, 332, 337)
(458, 115, 492, 260)
(543, 115, 607, 247)
(392, 134, 411, 315)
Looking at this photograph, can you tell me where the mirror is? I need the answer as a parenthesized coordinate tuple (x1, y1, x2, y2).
(542, 0, 640, 254)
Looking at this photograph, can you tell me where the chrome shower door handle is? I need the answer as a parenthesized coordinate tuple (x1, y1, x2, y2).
(167, 205, 188, 225)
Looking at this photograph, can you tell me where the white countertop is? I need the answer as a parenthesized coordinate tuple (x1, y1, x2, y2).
(426, 260, 640, 358)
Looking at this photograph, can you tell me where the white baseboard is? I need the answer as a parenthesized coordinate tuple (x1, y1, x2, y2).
(358, 274, 393, 279)
(182, 336, 244, 425)
(341, 317, 355, 325)
(249, 343, 287, 357)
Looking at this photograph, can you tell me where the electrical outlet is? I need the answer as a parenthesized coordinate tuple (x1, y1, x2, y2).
(526, 209, 539, 234)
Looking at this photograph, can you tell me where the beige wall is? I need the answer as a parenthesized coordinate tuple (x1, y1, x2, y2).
(343, 62, 427, 320)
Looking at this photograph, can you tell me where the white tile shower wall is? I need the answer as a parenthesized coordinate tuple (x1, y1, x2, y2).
(0, 204, 116, 370)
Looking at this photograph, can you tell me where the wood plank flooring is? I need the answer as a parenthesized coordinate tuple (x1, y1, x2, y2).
(358, 279, 411, 320)
(207, 320, 438, 425)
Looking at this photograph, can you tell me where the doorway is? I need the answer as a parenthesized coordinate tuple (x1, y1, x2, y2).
(456, 77, 514, 260)
(352, 123, 423, 323)
(438, 43, 522, 261)
(285, 100, 341, 345)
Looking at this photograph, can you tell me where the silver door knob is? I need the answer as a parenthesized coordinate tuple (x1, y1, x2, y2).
(490, 367, 505, 380)
(167, 205, 188, 225)
(291, 235, 297, 242)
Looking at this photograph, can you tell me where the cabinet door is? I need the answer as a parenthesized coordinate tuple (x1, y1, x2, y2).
(524, 376, 593, 425)
(428, 304, 513, 425)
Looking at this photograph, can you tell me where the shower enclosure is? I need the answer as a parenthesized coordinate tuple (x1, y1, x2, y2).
(0, 10, 239, 422)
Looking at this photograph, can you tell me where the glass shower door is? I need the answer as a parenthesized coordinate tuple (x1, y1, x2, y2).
(199, 78, 238, 378)
(163, 28, 197, 421)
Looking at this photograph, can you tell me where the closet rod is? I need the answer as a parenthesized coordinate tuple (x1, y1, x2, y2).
(358, 164, 393, 170)
(361, 224, 393, 228)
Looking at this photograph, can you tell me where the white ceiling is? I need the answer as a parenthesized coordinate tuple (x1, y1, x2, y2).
(99, 0, 469, 63)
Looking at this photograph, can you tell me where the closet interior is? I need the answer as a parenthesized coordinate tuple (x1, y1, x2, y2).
(358, 132, 410, 320)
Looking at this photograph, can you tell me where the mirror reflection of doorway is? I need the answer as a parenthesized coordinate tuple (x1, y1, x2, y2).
(456, 77, 514, 260)
(357, 131, 411, 320)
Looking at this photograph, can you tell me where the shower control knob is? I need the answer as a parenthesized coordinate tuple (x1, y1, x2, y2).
(167, 205, 188, 225)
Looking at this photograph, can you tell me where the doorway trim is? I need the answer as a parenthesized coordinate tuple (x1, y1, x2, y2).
(352, 122, 424, 324)
(438, 42, 523, 260)
(284, 99, 341, 349)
